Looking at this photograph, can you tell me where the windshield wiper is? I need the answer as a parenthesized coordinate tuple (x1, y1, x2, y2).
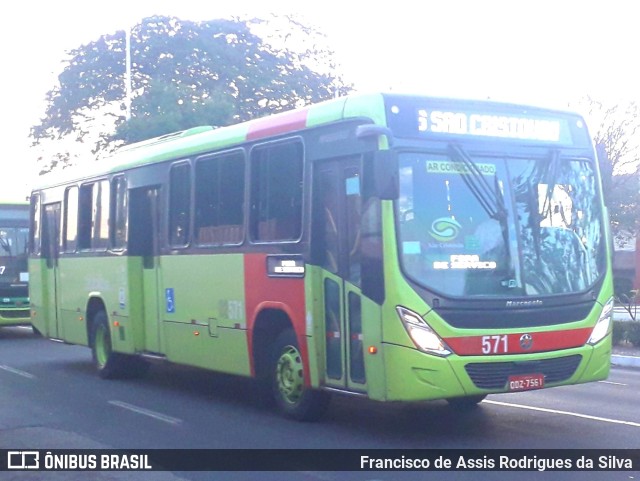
(448, 143, 507, 222)
(448, 143, 517, 289)
(538, 150, 561, 222)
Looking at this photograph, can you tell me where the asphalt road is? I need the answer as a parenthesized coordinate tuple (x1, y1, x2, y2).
(1, 326, 638, 481)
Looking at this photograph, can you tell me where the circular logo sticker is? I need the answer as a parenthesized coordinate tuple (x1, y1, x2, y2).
(429, 217, 462, 242)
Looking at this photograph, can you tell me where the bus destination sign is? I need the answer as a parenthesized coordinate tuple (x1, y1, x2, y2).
(384, 97, 587, 146)
(266, 255, 305, 278)
(417, 109, 567, 142)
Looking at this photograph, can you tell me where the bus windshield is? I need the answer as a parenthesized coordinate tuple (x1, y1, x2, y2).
(397, 149, 605, 298)
(0, 228, 29, 259)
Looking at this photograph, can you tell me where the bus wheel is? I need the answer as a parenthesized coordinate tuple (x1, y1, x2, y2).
(270, 329, 330, 422)
(446, 395, 487, 410)
(91, 310, 129, 379)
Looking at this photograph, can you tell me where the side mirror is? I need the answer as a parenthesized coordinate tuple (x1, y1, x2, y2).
(355, 124, 398, 200)
(373, 149, 399, 200)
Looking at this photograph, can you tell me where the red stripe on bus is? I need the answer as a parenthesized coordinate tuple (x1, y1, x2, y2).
(246, 108, 309, 141)
(243, 253, 309, 381)
(443, 327, 593, 356)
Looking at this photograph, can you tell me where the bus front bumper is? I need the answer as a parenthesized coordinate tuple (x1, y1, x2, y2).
(378, 337, 611, 402)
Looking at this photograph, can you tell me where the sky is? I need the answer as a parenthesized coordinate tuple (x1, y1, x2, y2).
(1, 0, 638, 199)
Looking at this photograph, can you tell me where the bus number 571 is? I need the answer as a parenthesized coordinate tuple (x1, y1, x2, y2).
(482, 335, 508, 354)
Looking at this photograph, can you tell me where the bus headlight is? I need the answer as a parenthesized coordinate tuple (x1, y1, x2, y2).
(396, 306, 452, 357)
(587, 297, 614, 345)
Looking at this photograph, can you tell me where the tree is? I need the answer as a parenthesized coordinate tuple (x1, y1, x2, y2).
(576, 98, 640, 300)
(31, 15, 352, 173)
(579, 97, 640, 235)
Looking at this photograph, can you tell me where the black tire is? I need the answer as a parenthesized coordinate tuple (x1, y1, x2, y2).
(91, 310, 147, 379)
(31, 325, 43, 337)
(270, 329, 330, 421)
(446, 394, 487, 410)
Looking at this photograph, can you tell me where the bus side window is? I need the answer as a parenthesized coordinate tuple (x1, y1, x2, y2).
(63, 186, 79, 253)
(76, 181, 109, 251)
(195, 151, 245, 245)
(29, 194, 41, 256)
(313, 169, 339, 273)
(78, 184, 93, 250)
(89, 181, 110, 251)
(345, 167, 362, 286)
(250, 140, 303, 242)
(42, 203, 61, 268)
(128, 187, 155, 257)
(169, 163, 191, 247)
(110, 176, 127, 250)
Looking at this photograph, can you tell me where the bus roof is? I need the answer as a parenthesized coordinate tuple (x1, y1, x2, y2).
(32, 92, 589, 191)
(34, 93, 390, 190)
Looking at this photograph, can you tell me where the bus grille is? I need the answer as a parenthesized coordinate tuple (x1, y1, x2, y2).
(464, 355, 582, 390)
(0, 308, 30, 319)
(0, 286, 28, 298)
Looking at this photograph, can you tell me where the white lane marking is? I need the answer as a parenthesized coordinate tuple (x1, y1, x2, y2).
(108, 400, 182, 425)
(0, 364, 36, 379)
(483, 399, 640, 428)
(598, 380, 628, 386)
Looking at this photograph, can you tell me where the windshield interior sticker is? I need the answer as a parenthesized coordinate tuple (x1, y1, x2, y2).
(427, 160, 496, 176)
(345, 176, 360, 196)
(403, 241, 421, 255)
(464, 235, 481, 250)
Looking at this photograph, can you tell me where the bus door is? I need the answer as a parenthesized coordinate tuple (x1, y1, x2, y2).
(314, 157, 367, 392)
(129, 186, 162, 353)
(42, 203, 62, 338)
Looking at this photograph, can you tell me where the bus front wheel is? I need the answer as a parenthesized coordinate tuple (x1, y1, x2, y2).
(270, 329, 330, 421)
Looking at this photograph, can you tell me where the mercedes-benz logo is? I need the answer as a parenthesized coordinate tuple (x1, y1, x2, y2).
(519, 334, 533, 350)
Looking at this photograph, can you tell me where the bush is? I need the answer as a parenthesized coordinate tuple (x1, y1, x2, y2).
(612, 320, 627, 345)
(626, 322, 640, 347)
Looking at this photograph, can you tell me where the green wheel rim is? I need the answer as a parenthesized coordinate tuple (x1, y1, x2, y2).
(95, 324, 110, 369)
(276, 345, 304, 405)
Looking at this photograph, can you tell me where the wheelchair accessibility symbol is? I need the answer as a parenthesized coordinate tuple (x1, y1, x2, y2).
(165, 288, 175, 313)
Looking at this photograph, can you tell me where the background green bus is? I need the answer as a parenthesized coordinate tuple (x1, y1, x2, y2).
(0, 201, 30, 328)
(29, 93, 613, 420)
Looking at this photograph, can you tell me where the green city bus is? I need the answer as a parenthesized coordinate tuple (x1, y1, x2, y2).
(0, 201, 30, 328)
(28, 93, 613, 420)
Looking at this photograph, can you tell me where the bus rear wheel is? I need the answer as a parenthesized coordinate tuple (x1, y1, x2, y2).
(270, 329, 330, 421)
(91, 310, 147, 379)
